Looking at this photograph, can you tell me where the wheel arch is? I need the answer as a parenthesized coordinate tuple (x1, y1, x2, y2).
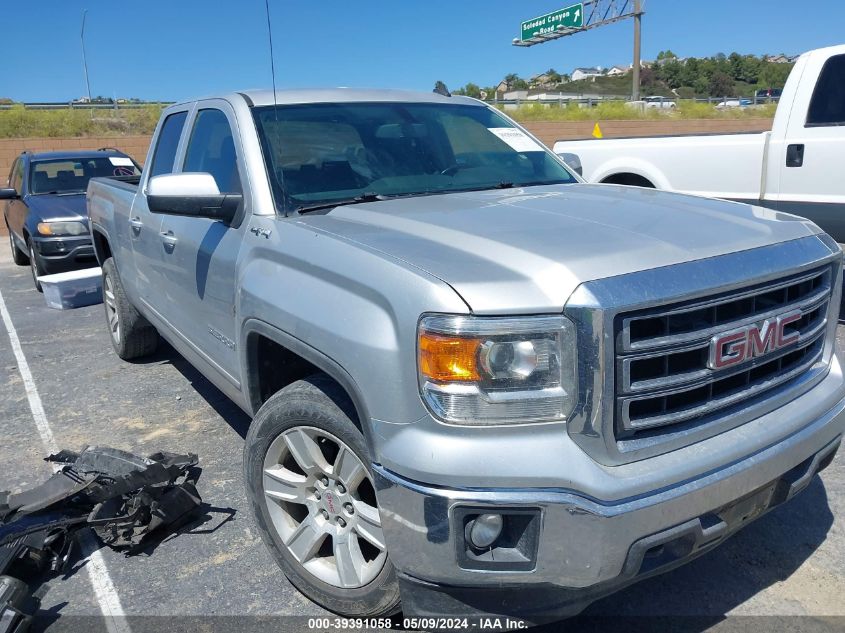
(600, 172, 657, 188)
(90, 224, 113, 266)
(242, 319, 377, 456)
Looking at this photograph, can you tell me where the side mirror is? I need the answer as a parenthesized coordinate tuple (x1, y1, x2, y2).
(0, 188, 19, 200)
(557, 152, 583, 177)
(147, 173, 241, 223)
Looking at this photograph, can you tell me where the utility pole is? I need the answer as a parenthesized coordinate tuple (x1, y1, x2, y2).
(81, 10, 93, 104)
(632, 0, 642, 101)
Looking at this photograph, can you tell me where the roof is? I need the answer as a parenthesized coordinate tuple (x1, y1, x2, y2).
(181, 88, 482, 109)
(573, 67, 601, 73)
(24, 149, 129, 161)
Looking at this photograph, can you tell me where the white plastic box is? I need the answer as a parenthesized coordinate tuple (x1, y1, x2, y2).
(38, 268, 103, 310)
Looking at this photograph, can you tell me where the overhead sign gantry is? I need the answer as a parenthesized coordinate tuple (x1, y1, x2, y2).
(513, 0, 645, 100)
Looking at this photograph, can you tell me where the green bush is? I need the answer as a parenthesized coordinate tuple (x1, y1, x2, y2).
(0, 105, 164, 138)
(504, 100, 777, 122)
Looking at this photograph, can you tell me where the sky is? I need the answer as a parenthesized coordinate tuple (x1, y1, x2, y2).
(0, 0, 839, 102)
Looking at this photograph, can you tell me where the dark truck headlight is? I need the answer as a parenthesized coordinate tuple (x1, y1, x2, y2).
(417, 315, 577, 425)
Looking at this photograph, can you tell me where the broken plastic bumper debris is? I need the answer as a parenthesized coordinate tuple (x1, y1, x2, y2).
(0, 446, 202, 633)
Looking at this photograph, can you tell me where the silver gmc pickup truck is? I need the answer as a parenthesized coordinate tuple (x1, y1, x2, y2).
(87, 89, 845, 623)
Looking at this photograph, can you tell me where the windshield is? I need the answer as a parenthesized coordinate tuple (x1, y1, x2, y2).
(29, 157, 141, 195)
(252, 102, 577, 212)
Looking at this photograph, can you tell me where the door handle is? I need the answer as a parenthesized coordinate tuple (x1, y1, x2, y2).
(786, 143, 804, 168)
(159, 230, 178, 248)
(128, 217, 143, 230)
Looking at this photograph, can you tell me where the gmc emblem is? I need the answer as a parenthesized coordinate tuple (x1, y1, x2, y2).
(708, 309, 802, 370)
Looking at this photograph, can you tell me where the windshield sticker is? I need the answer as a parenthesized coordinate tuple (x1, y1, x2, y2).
(108, 156, 134, 167)
(488, 128, 544, 153)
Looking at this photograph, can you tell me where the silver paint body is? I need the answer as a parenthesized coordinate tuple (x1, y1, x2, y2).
(87, 89, 845, 600)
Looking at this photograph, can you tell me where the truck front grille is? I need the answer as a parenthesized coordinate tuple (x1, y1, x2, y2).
(615, 266, 833, 439)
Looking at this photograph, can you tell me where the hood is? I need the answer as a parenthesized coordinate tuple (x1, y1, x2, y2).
(297, 184, 823, 313)
(24, 193, 88, 223)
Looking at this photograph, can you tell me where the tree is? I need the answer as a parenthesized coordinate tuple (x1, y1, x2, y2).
(503, 73, 520, 90)
(656, 50, 677, 60)
(758, 62, 793, 89)
(433, 81, 450, 96)
(709, 71, 735, 97)
(462, 83, 482, 98)
(545, 68, 562, 84)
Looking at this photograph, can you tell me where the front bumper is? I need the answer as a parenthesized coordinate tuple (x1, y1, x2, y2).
(374, 392, 845, 621)
(31, 236, 97, 274)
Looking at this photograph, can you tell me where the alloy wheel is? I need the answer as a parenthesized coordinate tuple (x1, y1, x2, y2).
(28, 245, 39, 287)
(262, 426, 386, 589)
(104, 274, 120, 344)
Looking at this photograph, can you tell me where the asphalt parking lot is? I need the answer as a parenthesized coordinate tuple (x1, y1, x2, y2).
(1, 246, 844, 633)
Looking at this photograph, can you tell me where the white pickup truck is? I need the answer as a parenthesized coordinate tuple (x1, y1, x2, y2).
(554, 44, 845, 241)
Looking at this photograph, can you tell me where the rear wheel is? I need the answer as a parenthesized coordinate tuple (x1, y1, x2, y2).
(8, 229, 29, 266)
(244, 375, 401, 617)
(101, 258, 159, 359)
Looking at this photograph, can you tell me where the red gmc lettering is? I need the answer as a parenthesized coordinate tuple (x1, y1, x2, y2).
(708, 309, 802, 369)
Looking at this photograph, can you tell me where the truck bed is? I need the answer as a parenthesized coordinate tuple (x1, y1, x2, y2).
(554, 131, 769, 202)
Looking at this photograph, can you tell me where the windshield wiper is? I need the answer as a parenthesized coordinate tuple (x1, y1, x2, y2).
(296, 192, 390, 214)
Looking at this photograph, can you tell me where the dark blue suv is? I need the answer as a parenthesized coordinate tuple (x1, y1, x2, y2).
(1, 149, 141, 290)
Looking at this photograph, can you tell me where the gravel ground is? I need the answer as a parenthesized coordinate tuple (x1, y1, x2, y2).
(0, 247, 843, 633)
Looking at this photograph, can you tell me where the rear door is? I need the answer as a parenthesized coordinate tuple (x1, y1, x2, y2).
(774, 52, 845, 241)
(128, 107, 191, 304)
(156, 100, 247, 388)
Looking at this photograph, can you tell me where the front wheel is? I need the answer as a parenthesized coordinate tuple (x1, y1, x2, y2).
(244, 375, 401, 617)
(28, 242, 44, 292)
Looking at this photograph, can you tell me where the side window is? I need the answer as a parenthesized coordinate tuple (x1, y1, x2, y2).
(149, 111, 188, 178)
(806, 54, 845, 127)
(10, 159, 23, 192)
(182, 109, 241, 193)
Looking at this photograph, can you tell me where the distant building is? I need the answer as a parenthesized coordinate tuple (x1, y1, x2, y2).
(605, 65, 629, 77)
(765, 54, 793, 64)
(571, 67, 602, 81)
(529, 73, 556, 89)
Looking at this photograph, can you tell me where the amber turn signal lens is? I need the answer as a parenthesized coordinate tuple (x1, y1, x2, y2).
(36, 222, 53, 236)
(419, 333, 481, 382)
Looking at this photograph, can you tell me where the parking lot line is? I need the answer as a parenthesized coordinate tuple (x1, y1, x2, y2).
(0, 288, 132, 633)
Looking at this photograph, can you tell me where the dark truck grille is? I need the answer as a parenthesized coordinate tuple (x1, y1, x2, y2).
(615, 266, 833, 439)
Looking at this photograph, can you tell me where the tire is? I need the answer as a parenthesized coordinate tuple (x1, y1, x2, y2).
(8, 228, 29, 266)
(28, 241, 44, 292)
(244, 375, 401, 618)
(101, 257, 159, 360)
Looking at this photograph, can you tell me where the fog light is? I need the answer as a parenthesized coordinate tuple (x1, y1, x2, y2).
(467, 513, 503, 548)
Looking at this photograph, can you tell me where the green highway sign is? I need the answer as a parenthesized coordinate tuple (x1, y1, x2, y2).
(521, 3, 584, 41)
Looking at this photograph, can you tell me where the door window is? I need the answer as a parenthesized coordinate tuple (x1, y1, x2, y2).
(183, 109, 241, 193)
(10, 159, 23, 192)
(149, 111, 188, 177)
(806, 54, 845, 127)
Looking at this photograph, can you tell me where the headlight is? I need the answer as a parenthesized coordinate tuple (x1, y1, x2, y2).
(36, 221, 88, 236)
(417, 314, 577, 425)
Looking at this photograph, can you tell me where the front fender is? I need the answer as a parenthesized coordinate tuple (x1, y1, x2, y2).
(236, 221, 469, 455)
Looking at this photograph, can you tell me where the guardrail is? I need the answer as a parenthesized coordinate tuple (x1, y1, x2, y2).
(485, 95, 780, 108)
(0, 102, 172, 110)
